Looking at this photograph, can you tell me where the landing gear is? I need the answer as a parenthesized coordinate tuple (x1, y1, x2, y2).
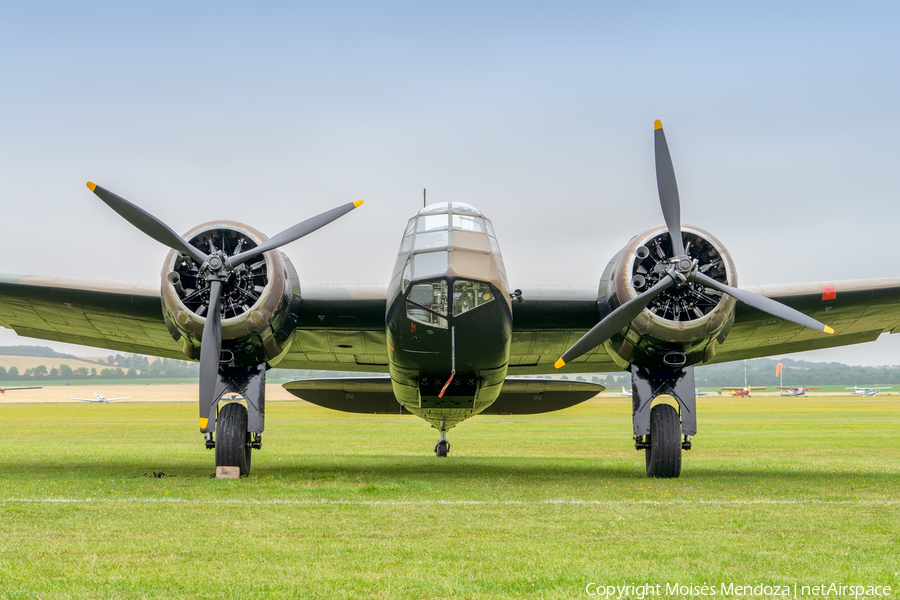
(216, 402, 251, 476)
(631, 364, 696, 478)
(201, 364, 267, 477)
(434, 429, 450, 457)
(644, 403, 682, 478)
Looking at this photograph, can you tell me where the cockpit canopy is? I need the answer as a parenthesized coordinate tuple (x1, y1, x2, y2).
(390, 202, 510, 327)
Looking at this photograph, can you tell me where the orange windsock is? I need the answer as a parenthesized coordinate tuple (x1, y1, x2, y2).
(775, 362, 783, 378)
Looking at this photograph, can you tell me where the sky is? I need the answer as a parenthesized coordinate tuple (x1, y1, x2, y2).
(1, 1, 899, 366)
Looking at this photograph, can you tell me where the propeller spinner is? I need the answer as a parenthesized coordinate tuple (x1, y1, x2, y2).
(554, 121, 832, 369)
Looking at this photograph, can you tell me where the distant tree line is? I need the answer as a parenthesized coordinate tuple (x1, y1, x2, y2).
(0, 345, 78, 359)
(694, 358, 900, 387)
(0, 355, 200, 380)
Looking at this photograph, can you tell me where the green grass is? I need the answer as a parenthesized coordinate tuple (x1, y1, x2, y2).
(1, 398, 898, 599)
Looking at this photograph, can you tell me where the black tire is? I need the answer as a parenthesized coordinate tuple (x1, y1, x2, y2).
(645, 403, 682, 478)
(435, 440, 450, 457)
(216, 402, 251, 476)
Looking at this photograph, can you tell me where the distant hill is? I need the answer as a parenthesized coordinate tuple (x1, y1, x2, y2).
(695, 357, 900, 387)
(0, 346, 78, 359)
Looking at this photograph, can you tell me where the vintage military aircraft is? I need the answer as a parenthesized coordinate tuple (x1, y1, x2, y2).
(69, 392, 130, 403)
(846, 386, 892, 397)
(775, 386, 822, 397)
(1, 120, 899, 479)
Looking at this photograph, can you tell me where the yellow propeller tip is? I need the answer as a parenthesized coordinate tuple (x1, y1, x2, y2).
(199, 418, 208, 429)
(86, 181, 97, 192)
(654, 120, 663, 130)
(824, 325, 834, 334)
(354, 199, 364, 207)
(554, 358, 566, 369)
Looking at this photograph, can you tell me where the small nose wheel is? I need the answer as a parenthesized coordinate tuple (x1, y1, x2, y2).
(434, 428, 450, 457)
(434, 439, 450, 457)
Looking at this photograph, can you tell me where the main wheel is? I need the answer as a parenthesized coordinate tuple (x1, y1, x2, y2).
(434, 439, 450, 457)
(216, 402, 252, 476)
(645, 403, 682, 478)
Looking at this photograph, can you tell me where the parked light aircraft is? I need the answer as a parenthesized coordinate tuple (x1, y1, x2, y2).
(0, 386, 42, 394)
(720, 361, 767, 397)
(69, 392, 130, 403)
(775, 387, 822, 397)
(3, 121, 900, 479)
(846, 386, 892, 397)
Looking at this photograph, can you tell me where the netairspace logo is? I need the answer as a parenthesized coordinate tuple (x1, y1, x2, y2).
(584, 582, 894, 599)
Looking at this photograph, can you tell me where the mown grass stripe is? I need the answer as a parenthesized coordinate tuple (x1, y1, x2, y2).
(1, 497, 896, 506)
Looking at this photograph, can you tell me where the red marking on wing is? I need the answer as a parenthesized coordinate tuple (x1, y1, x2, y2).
(821, 285, 837, 301)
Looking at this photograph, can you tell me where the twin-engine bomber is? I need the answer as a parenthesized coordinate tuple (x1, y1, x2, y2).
(2, 120, 899, 478)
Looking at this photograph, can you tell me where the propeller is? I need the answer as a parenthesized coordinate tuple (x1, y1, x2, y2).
(86, 182, 363, 429)
(554, 121, 833, 368)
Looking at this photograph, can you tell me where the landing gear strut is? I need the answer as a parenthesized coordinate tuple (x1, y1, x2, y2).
(201, 364, 267, 477)
(434, 428, 450, 457)
(631, 364, 697, 478)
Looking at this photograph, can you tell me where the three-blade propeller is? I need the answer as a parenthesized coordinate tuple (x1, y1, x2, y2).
(554, 121, 833, 369)
(87, 182, 363, 428)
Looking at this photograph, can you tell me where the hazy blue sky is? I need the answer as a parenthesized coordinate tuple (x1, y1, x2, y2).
(2, 2, 899, 366)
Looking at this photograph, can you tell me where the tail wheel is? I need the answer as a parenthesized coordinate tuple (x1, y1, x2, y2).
(645, 403, 682, 478)
(216, 402, 251, 476)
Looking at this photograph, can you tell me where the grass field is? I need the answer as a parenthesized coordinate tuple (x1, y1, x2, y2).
(0, 395, 898, 599)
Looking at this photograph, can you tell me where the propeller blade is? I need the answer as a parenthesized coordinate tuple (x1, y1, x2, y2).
(690, 271, 834, 334)
(555, 273, 678, 368)
(87, 182, 209, 265)
(654, 120, 686, 257)
(228, 200, 364, 268)
(198, 280, 224, 432)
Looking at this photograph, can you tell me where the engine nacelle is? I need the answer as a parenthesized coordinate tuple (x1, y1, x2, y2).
(599, 225, 737, 369)
(161, 221, 301, 368)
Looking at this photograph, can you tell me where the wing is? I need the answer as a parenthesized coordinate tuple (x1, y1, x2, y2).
(68, 397, 94, 402)
(0, 275, 389, 369)
(105, 397, 129, 401)
(3, 274, 900, 373)
(719, 387, 744, 391)
(283, 376, 605, 414)
(2, 386, 42, 390)
(0, 275, 182, 358)
(505, 278, 900, 373)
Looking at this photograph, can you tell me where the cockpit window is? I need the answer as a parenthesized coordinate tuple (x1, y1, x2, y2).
(406, 281, 448, 328)
(451, 202, 480, 215)
(413, 230, 449, 251)
(417, 214, 449, 232)
(452, 280, 494, 316)
(412, 251, 448, 278)
(451, 214, 485, 233)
